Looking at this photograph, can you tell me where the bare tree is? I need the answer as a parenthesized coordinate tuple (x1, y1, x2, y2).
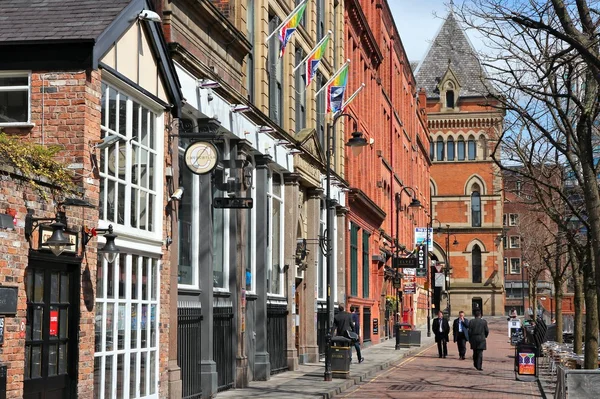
(455, 0, 600, 368)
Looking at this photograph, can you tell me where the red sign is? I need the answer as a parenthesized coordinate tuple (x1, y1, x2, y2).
(49, 310, 59, 337)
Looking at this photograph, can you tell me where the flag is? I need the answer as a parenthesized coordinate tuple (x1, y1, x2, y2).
(278, 3, 307, 58)
(305, 35, 330, 86)
(326, 63, 349, 113)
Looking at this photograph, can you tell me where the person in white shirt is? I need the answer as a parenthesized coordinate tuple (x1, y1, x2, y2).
(452, 310, 470, 360)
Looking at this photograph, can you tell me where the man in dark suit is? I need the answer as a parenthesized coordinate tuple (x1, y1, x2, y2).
(452, 310, 470, 360)
(468, 310, 489, 370)
(351, 307, 364, 363)
(334, 304, 363, 363)
(432, 311, 450, 358)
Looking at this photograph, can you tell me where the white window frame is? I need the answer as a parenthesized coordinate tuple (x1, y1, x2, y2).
(213, 168, 231, 293)
(98, 76, 164, 242)
(246, 168, 257, 294)
(0, 71, 31, 126)
(509, 236, 521, 248)
(267, 170, 285, 297)
(94, 254, 160, 399)
(176, 145, 201, 290)
(510, 257, 521, 274)
(509, 213, 519, 226)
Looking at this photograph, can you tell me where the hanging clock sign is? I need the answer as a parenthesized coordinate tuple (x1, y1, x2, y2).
(184, 141, 219, 175)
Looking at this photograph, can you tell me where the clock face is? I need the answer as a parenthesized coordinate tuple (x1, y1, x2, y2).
(108, 146, 132, 175)
(184, 141, 218, 175)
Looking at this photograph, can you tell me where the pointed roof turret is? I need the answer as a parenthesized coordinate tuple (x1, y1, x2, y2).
(414, 12, 493, 98)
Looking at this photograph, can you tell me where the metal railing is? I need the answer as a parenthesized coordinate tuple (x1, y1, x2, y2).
(267, 304, 289, 375)
(177, 304, 203, 399)
(213, 306, 234, 392)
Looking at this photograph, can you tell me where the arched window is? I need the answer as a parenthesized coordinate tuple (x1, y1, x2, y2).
(429, 137, 434, 161)
(471, 185, 481, 227)
(436, 137, 444, 161)
(468, 135, 476, 160)
(446, 90, 455, 108)
(457, 136, 465, 161)
(472, 245, 482, 283)
(447, 137, 455, 161)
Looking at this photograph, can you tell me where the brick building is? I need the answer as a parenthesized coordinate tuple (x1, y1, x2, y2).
(415, 11, 505, 317)
(343, 0, 430, 343)
(0, 0, 182, 397)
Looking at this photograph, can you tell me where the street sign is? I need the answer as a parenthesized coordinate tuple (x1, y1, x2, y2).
(404, 282, 416, 294)
(415, 227, 433, 247)
(213, 197, 253, 209)
(434, 273, 445, 288)
(404, 268, 416, 276)
(393, 257, 416, 268)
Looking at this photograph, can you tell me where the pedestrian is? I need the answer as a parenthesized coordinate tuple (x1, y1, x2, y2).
(333, 304, 363, 363)
(468, 309, 489, 371)
(452, 310, 469, 360)
(432, 310, 450, 358)
(351, 307, 364, 363)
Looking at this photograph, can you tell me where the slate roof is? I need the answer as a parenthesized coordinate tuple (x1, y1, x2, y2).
(0, 0, 131, 43)
(414, 12, 495, 99)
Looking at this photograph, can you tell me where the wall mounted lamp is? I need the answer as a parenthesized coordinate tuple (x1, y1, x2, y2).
(231, 104, 251, 113)
(25, 210, 73, 256)
(83, 225, 120, 263)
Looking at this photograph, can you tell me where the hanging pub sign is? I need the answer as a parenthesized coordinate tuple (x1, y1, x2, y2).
(393, 256, 416, 269)
(416, 244, 427, 276)
(213, 197, 253, 209)
(404, 282, 416, 294)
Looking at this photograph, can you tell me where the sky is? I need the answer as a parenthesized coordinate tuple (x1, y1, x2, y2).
(389, 0, 483, 64)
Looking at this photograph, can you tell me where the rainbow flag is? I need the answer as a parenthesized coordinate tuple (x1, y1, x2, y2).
(279, 3, 307, 58)
(327, 63, 349, 113)
(305, 35, 330, 87)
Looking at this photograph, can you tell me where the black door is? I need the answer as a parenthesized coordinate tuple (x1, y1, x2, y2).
(472, 298, 483, 317)
(24, 259, 79, 399)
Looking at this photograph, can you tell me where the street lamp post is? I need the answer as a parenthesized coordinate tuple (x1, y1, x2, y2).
(444, 224, 458, 317)
(427, 218, 441, 337)
(393, 187, 421, 350)
(323, 112, 368, 382)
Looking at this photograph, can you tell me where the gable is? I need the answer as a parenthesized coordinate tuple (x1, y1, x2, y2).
(100, 22, 168, 103)
(296, 128, 325, 165)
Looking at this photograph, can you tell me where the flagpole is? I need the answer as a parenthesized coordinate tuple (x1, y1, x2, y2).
(315, 59, 350, 96)
(293, 31, 332, 74)
(339, 83, 365, 113)
(265, 0, 308, 43)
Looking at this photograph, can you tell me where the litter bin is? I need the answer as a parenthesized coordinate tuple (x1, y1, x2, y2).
(331, 336, 352, 379)
(397, 323, 421, 348)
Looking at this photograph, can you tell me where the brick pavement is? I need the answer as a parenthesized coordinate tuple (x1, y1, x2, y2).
(338, 317, 542, 398)
(216, 318, 543, 398)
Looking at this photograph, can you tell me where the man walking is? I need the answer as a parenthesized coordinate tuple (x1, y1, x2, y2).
(333, 304, 363, 363)
(351, 307, 364, 363)
(468, 310, 489, 370)
(452, 310, 469, 360)
(432, 311, 450, 358)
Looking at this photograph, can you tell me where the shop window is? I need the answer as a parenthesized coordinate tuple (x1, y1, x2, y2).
(0, 72, 30, 124)
(94, 254, 160, 398)
(246, 168, 257, 294)
(350, 223, 359, 296)
(99, 82, 160, 235)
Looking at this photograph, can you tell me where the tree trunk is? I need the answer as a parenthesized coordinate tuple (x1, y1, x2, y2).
(583, 250, 599, 369)
(555, 289, 563, 344)
(572, 249, 584, 355)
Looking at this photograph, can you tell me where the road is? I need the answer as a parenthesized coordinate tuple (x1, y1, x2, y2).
(337, 317, 542, 399)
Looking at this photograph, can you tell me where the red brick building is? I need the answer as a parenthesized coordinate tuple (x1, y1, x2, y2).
(344, 0, 430, 343)
(415, 12, 505, 317)
(0, 1, 182, 397)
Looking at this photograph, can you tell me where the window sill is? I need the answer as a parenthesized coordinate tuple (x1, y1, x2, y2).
(0, 122, 35, 129)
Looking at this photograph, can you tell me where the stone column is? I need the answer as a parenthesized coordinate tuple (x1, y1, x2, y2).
(284, 173, 301, 371)
(301, 187, 322, 363)
(253, 155, 271, 380)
